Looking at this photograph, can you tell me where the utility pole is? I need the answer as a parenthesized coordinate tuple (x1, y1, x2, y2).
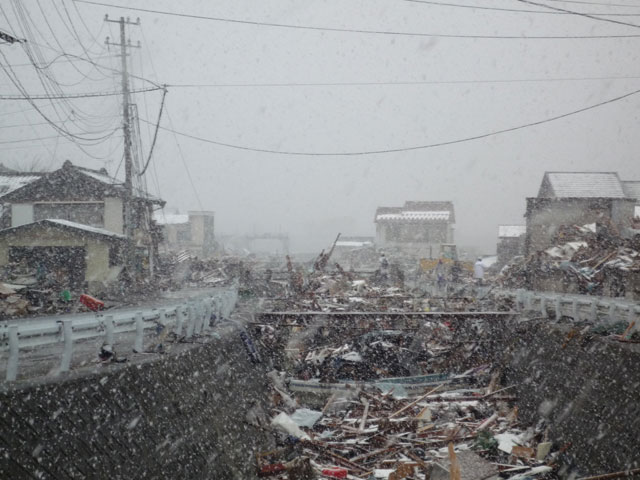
(105, 16, 140, 273)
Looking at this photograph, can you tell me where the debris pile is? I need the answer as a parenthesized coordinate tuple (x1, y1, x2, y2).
(499, 223, 640, 298)
(0, 281, 78, 318)
(259, 370, 558, 480)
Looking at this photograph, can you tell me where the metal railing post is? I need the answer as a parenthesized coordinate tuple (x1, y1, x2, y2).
(618, 303, 629, 323)
(200, 300, 210, 333)
(194, 302, 204, 335)
(134, 312, 144, 352)
(6, 325, 19, 381)
(554, 297, 562, 320)
(540, 296, 548, 318)
(572, 299, 579, 321)
(60, 320, 73, 373)
(175, 305, 185, 336)
(104, 315, 114, 345)
(158, 309, 167, 327)
(524, 292, 533, 311)
(589, 301, 598, 322)
(515, 289, 524, 311)
(185, 304, 196, 338)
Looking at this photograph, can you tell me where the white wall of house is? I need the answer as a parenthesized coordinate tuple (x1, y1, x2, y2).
(11, 203, 33, 227)
(104, 197, 124, 234)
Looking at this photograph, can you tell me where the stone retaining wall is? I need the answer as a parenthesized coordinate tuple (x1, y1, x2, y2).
(0, 324, 274, 479)
(501, 321, 640, 477)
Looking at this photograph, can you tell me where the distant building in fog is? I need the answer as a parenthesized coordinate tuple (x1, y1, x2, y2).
(154, 210, 215, 258)
(374, 201, 455, 258)
(496, 225, 526, 268)
(525, 172, 637, 255)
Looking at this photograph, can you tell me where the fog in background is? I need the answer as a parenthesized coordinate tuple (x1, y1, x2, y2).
(2, 0, 640, 253)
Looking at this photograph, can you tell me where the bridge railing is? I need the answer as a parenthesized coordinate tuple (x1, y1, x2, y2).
(0, 287, 238, 382)
(507, 289, 640, 324)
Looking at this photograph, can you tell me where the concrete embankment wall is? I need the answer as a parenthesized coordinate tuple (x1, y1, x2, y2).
(499, 321, 640, 478)
(0, 324, 274, 479)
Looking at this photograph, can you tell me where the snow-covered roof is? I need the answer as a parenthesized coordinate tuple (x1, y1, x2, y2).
(46, 219, 127, 238)
(375, 201, 455, 223)
(540, 172, 626, 198)
(153, 212, 189, 225)
(335, 240, 373, 248)
(0, 219, 126, 240)
(376, 211, 451, 222)
(498, 225, 526, 238)
(75, 166, 162, 203)
(77, 168, 119, 185)
(0, 174, 42, 198)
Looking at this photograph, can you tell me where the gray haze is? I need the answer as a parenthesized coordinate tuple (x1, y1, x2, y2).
(2, 0, 640, 252)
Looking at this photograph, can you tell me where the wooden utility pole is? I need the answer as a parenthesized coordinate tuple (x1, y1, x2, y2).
(105, 16, 140, 272)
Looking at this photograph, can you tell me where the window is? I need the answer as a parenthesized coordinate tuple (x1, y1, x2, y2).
(34, 203, 104, 228)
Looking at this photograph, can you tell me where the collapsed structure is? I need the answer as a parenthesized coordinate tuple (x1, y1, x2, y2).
(525, 172, 637, 255)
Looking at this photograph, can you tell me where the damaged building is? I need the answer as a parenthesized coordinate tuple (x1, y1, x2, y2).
(525, 172, 637, 256)
(374, 201, 455, 258)
(0, 160, 165, 293)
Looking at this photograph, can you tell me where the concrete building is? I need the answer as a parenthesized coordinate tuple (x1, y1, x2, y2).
(622, 181, 640, 226)
(525, 172, 637, 255)
(0, 160, 165, 291)
(374, 201, 455, 258)
(496, 225, 526, 268)
(154, 210, 215, 258)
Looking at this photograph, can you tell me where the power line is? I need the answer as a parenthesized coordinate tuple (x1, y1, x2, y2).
(139, 86, 640, 156)
(72, 0, 640, 39)
(517, 0, 640, 27)
(138, 87, 167, 176)
(29, 41, 162, 88)
(543, 0, 640, 8)
(3, 2, 120, 135)
(0, 116, 118, 129)
(404, 0, 640, 16)
(0, 85, 162, 100)
(166, 75, 640, 88)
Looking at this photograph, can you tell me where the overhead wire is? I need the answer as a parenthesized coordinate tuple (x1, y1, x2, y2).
(137, 26, 163, 199)
(0, 85, 163, 99)
(135, 24, 202, 210)
(165, 75, 640, 88)
(0, 2, 146, 161)
(139, 86, 640, 156)
(404, 0, 640, 15)
(542, 0, 640, 7)
(516, 0, 640, 27)
(6, 2, 119, 134)
(72, 0, 640, 39)
(138, 87, 166, 176)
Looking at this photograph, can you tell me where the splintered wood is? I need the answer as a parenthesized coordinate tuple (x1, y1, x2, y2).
(259, 377, 556, 480)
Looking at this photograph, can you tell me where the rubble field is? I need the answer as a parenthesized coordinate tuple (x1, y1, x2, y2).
(232, 258, 640, 480)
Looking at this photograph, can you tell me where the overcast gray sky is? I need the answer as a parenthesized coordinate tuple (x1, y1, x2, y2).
(2, 0, 640, 252)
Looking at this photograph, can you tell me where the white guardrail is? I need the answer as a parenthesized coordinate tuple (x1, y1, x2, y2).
(508, 289, 640, 324)
(0, 287, 238, 382)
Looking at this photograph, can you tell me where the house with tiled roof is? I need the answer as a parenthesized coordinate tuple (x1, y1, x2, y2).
(374, 201, 455, 258)
(0, 160, 165, 292)
(525, 172, 637, 255)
